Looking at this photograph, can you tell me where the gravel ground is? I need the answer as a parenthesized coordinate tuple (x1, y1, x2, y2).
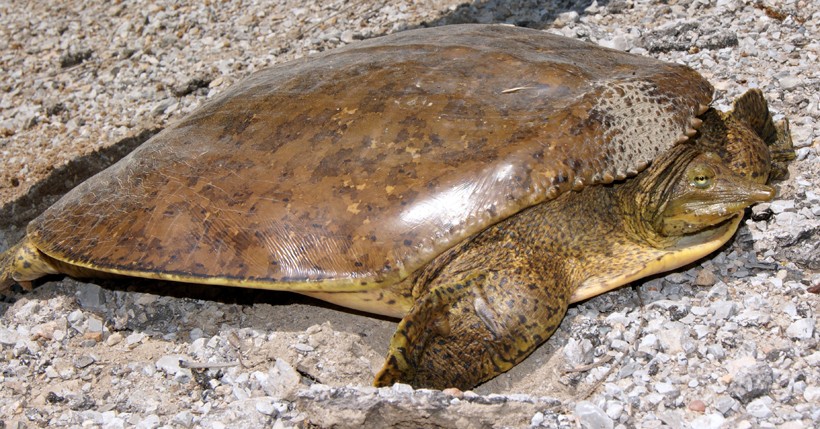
(1, 1, 818, 428)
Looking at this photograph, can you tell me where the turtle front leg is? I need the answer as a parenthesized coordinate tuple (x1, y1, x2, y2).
(374, 244, 572, 390)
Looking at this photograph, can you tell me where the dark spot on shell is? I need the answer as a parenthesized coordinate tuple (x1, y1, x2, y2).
(395, 128, 410, 143)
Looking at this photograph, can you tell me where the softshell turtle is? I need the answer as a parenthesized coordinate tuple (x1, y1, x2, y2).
(0, 24, 793, 389)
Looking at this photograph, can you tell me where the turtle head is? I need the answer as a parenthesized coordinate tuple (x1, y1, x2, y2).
(657, 150, 775, 237)
(695, 89, 795, 183)
(627, 144, 775, 246)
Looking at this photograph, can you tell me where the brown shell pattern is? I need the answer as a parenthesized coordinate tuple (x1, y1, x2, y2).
(29, 24, 713, 290)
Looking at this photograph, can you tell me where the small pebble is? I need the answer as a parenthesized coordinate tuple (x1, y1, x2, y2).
(688, 399, 706, 413)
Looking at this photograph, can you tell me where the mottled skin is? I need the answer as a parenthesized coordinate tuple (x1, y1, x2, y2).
(0, 25, 794, 389)
(374, 143, 777, 389)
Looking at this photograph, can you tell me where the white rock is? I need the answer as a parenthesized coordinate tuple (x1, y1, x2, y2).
(391, 383, 414, 394)
(530, 411, 545, 426)
(638, 334, 658, 353)
(126, 332, 146, 346)
(291, 343, 314, 353)
(657, 327, 685, 354)
(655, 382, 678, 396)
(135, 414, 161, 429)
(605, 400, 624, 420)
(156, 355, 185, 375)
(261, 358, 301, 400)
(770, 199, 795, 213)
(574, 401, 613, 429)
(172, 410, 194, 428)
(804, 386, 820, 402)
(745, 398, 772, 418)
(0, 328, 20, 345)
(786, 318, 815, 339)
(690, 413, 725, 429)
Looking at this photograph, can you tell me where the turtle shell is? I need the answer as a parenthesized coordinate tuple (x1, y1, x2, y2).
(28, 24, 713, 291)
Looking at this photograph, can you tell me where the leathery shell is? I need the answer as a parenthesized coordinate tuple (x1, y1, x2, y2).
(29, 24, 713, 291)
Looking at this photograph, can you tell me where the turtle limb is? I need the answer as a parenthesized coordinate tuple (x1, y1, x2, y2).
(374, 248, 571, 390)
(0, 238, 59, 292)
(0, 237, 105, 292)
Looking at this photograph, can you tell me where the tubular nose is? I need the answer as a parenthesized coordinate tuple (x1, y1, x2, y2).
(753, 185, 776, 202)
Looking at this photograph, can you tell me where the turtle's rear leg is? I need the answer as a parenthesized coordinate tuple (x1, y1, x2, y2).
(1, 238, 60, 292)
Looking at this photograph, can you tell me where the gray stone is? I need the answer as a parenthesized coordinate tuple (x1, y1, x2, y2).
(729, 363, 773, 404)
(714, 395, 737, 415)
(710, 301, 737, 320)
(340, 30, 355, 44)
(658, 410, 686, 429)
(189, 328, 204, 341)
(574, 401, 614, 429)
(649, 300, 691, 320)
(172, 410, 194, 428)
(292, 343, 314, 353)
(67, 393, 96, 411)
(706, 344, 726, 360)
(778, 76, 802, 90)
(75, 282, 107, 312)
(74, 355, 96, 369)
(564, 338, 594, 365)
(86, 316, 104, 333)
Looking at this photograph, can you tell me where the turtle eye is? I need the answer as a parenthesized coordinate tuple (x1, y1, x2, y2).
(689, 165, 714, 189)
